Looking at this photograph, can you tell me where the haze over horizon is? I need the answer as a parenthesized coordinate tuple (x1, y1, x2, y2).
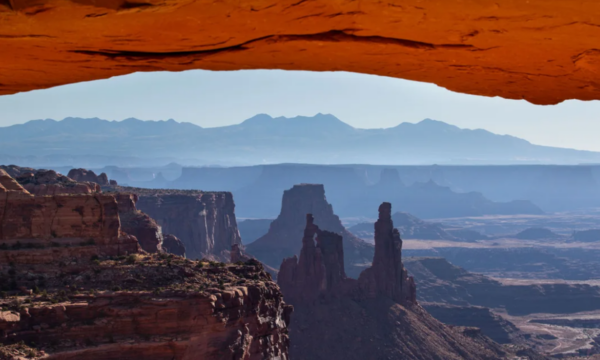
(1, 70, 600, 152)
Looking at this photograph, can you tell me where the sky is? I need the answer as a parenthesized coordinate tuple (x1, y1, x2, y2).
(1, 69, 600, 151)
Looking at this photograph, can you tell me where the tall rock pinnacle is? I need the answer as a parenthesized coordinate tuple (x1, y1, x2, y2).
(279, 202, 416, 305)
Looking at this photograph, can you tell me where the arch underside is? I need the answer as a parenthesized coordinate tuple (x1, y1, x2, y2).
(1, 0, 599, 105)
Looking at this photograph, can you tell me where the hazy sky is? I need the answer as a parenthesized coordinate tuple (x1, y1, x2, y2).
(1, 69, 600, 151)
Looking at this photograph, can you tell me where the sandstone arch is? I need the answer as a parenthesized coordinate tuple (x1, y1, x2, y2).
(1, 0, 600, 104)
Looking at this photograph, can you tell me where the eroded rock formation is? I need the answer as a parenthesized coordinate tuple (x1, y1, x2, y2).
(67, 168, 109, 185)
(2, 1, 600, 104)
(15, 169, 101, 195)
(0, 170, 291, 359)
(358, 202, 417, 304)
(277, 203, 526, 360)
(246, 184, 373, 278)
(114, 193, 164, 254)
(113, 188, 242, 261)
(163, 234, 186, 257)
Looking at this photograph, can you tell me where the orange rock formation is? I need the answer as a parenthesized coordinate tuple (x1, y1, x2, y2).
(1, 0, 600, 104)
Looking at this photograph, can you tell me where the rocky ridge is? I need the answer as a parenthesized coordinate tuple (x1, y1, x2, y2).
(67, 168, 110, 186)
(0, 170, 291, 359)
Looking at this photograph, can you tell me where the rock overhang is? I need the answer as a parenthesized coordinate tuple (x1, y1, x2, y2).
(1, 0, 600, 105)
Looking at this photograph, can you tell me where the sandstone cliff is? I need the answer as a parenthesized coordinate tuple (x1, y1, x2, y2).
(246, 184, 373, 278)
(114, 193, 164, 254)
(107, 187, 242, 261)
(0, 171, 291, 359)
(16, 169, 101, 196)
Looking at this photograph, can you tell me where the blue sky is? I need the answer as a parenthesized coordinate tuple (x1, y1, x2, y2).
(1, 69, 599, 151)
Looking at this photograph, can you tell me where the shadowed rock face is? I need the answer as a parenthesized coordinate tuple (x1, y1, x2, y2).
(276, 203, 526, 360)
(279, 204, 416, 305)
(128, 188, 242, 261)
(68, 168, 109, 185)
(114, 193, 164, 254)
(163, 234, 186, 257)
(278, 214, 347, 303)
(246, 184, 373, 278)
(358, 202, 416, 304)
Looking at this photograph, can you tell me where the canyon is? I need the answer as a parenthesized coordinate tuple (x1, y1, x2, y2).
(0, 169, 291, 359)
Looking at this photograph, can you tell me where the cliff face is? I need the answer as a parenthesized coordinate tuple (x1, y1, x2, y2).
(277, 203, 521, 360)
(0, 170, 137, 256)
(163, 234, 186, 257)
(246, 184, 373, 278)
(0, 170, 291, 359)
(126, 188, 242, 261)
(114, 193, 164, 254)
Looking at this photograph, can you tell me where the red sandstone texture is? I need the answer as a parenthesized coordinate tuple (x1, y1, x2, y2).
(246, 184, 373, 278)
(67, 168, 109, 186)
(0, 171, 291, 359)
(1, 0, 600, 104)
(0, 170, 138, 256)
(115, 187, 242, 261)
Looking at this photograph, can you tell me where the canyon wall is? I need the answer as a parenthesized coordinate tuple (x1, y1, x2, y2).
(114, 193, 164, 254)
(0, 170, 291, 359)
(130, 188, 242, 260)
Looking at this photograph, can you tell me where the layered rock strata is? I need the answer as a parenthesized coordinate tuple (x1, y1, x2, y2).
(0, 170, 139, 257)
(0, 170, 291, 359)
(246, 184, 373, 278)
(116, 188, 242, 261)
(0, 255, 291, 360)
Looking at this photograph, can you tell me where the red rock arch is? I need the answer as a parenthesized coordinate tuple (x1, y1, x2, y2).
(1, 0, 599, 104)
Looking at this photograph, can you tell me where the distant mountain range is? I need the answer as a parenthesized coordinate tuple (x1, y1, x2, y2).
(2, 114, 600, 165)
